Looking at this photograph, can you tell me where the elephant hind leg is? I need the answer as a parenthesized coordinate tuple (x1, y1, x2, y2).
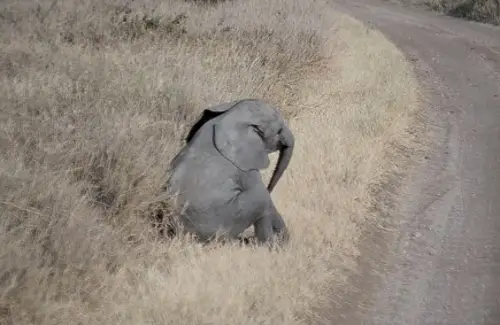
(181, 182, 287, 245)
(178, 186, 270, 242)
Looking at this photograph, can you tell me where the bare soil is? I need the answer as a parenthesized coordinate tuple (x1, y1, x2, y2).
(328, 1, 500, 324)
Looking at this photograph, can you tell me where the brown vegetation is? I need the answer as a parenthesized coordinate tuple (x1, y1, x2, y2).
(0, 0, 419, 324)
(398, 0, 500, 24)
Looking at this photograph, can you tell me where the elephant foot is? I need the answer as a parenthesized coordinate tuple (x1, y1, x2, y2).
(237, 231, 289, 249)
(237, 234, 258, 246)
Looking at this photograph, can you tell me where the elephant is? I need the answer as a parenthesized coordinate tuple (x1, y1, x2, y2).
(165, 99, 295, 245)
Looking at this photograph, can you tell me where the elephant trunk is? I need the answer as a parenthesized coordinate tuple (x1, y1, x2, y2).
(267, 126, 294, 192)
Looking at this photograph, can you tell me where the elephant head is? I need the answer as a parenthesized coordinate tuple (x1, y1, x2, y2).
(186, 99, 295, 192)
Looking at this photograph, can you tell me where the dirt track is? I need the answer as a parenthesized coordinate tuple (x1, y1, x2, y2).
(330, 1, 500, 324)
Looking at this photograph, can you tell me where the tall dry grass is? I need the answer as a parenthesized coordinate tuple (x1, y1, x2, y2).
(401, 0, 500, 24)
(430, 0, 499, 24)
(0, 0, 419, 324)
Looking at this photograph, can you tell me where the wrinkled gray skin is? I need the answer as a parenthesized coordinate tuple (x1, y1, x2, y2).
(166, 99, 294, 244)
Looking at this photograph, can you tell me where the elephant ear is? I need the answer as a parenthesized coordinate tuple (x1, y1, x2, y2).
(185, 100, 242, 143)
(213, 113, 270, 172)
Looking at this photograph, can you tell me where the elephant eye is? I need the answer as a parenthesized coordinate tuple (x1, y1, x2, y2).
(251, 124, 265, 137)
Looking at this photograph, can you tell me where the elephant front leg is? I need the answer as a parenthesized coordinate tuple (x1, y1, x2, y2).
(261, 201, 289, 244)
(236, 171, 289, 244)
(251, 198, 289, 245)
(254, 218, 289, 245)
(229, 187, 283, 244)
(253, 214, 274, 243)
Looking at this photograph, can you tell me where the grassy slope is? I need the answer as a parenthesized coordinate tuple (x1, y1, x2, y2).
(0, 0, 419, 324)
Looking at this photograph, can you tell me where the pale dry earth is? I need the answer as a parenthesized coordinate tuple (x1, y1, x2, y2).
(329, 1, 500, 325)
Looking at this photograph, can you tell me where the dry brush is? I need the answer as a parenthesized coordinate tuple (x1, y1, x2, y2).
(0, 0, 420, 324)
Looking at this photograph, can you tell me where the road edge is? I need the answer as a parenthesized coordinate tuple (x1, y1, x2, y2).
(311, 13, 445, 325)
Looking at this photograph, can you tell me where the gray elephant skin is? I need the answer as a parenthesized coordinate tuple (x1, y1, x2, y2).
(165, 99, 295, 245)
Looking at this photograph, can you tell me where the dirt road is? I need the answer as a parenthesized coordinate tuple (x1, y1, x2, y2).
(329, 1, 500, 324)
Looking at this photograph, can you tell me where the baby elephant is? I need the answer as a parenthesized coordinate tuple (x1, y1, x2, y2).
(166, 99, 294, 245)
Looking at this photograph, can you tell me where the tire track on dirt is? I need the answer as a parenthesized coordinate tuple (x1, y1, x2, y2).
(329, 2, 500, 324)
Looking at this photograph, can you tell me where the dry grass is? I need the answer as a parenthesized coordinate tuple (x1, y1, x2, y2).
(0, 0, 419, 324)
(397, 0, 500, 24)
(430, 0, 499, 24)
